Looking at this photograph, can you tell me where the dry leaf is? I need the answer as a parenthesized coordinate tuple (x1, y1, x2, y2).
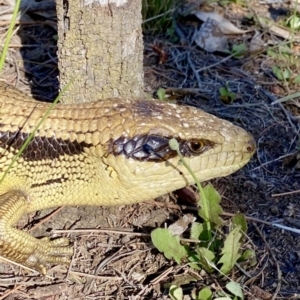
(192, 11, 248, 34)
(192, 18, 228, 53)
(168, 214, 196, 236)
(249, 30, 265, 53)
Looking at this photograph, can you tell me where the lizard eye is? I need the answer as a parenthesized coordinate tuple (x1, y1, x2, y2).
(188, 139, 204, 153)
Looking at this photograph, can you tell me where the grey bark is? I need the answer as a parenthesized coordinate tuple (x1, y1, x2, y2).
(56, 0, 144, 103)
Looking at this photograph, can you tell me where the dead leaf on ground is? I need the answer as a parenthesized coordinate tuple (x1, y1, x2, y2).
(250, 30, 266, 53)
(192, 18, 228, 53)
(192, 11, 248, 34)
(168, 214, 196, 236)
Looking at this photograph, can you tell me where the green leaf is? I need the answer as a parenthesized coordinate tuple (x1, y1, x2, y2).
(198, 184, 223, 226)
(232, 43, 247, 58)
(239, 248, 257, 267)
(226, 282, 244, 299)
(151, 228, 188, 263)
(157, 88, 166, 101)
(218, 226, 243, 274)
(188, 253, 202, 270)
(169, 285, 183, 300)
(219, 87, 229, 96)
(272, 66, 282, 80)
(272, 66, 291, 81)
(219, 86, 236, 104)
(283, 69, 292, 79)
(286, 15, 300, 29)
(190, 222, 204, 240)
(195, 247, 215, 273)
(232, 213, 247, 233)
(293, 75, 300, 84)
(267, 48, 279, 59)
(197, 287, 213, 300)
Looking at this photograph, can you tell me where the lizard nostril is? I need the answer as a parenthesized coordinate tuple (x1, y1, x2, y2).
(244, 138, 256, 154)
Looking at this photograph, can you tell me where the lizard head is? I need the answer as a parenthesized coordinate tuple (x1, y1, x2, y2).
(100, 99, 256, 204)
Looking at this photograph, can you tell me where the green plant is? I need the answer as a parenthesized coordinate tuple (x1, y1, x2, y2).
(263, 2, 300, 85)
(219, 85, 237, 103)
(142, 0, 181, 33)
(150, 138, 256, 299)
(266, 45, 300, 83)
(169, 282, 244, 300)
(231, 43, 247, 58)
(157, 87, 166, 100)
(286, 14, 300, 30)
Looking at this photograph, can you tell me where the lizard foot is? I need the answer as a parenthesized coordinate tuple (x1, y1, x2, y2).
(0, 190, 74, 274)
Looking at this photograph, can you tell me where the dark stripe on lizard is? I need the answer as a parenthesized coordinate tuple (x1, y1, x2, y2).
(0, 131, 215, 162)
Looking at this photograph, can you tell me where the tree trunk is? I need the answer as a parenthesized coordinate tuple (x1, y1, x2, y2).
(56, 0, 144, 103)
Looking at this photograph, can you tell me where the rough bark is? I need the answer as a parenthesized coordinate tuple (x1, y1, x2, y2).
(56, 0, 144, 103)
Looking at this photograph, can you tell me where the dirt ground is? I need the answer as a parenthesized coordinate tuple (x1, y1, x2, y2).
(0, 1, 300, 299)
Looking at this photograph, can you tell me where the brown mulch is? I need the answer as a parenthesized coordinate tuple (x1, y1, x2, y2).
(0, 0, 300, 299)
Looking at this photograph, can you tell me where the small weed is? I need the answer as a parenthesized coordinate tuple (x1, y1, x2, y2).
(264, 4, 300, 85)
(286, 14, 300, 30)
(231, 43, 247, 58)
(267, 45, 300, 83)
(150, 138, 256, 299)
(272, 65, 292, 81)
(142, 0, 182, 33)
(219, 85, 237, 103)
(157, 87, 166, 101)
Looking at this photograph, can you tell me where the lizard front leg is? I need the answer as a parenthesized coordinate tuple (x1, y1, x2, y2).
(0, 190, 73, 274)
